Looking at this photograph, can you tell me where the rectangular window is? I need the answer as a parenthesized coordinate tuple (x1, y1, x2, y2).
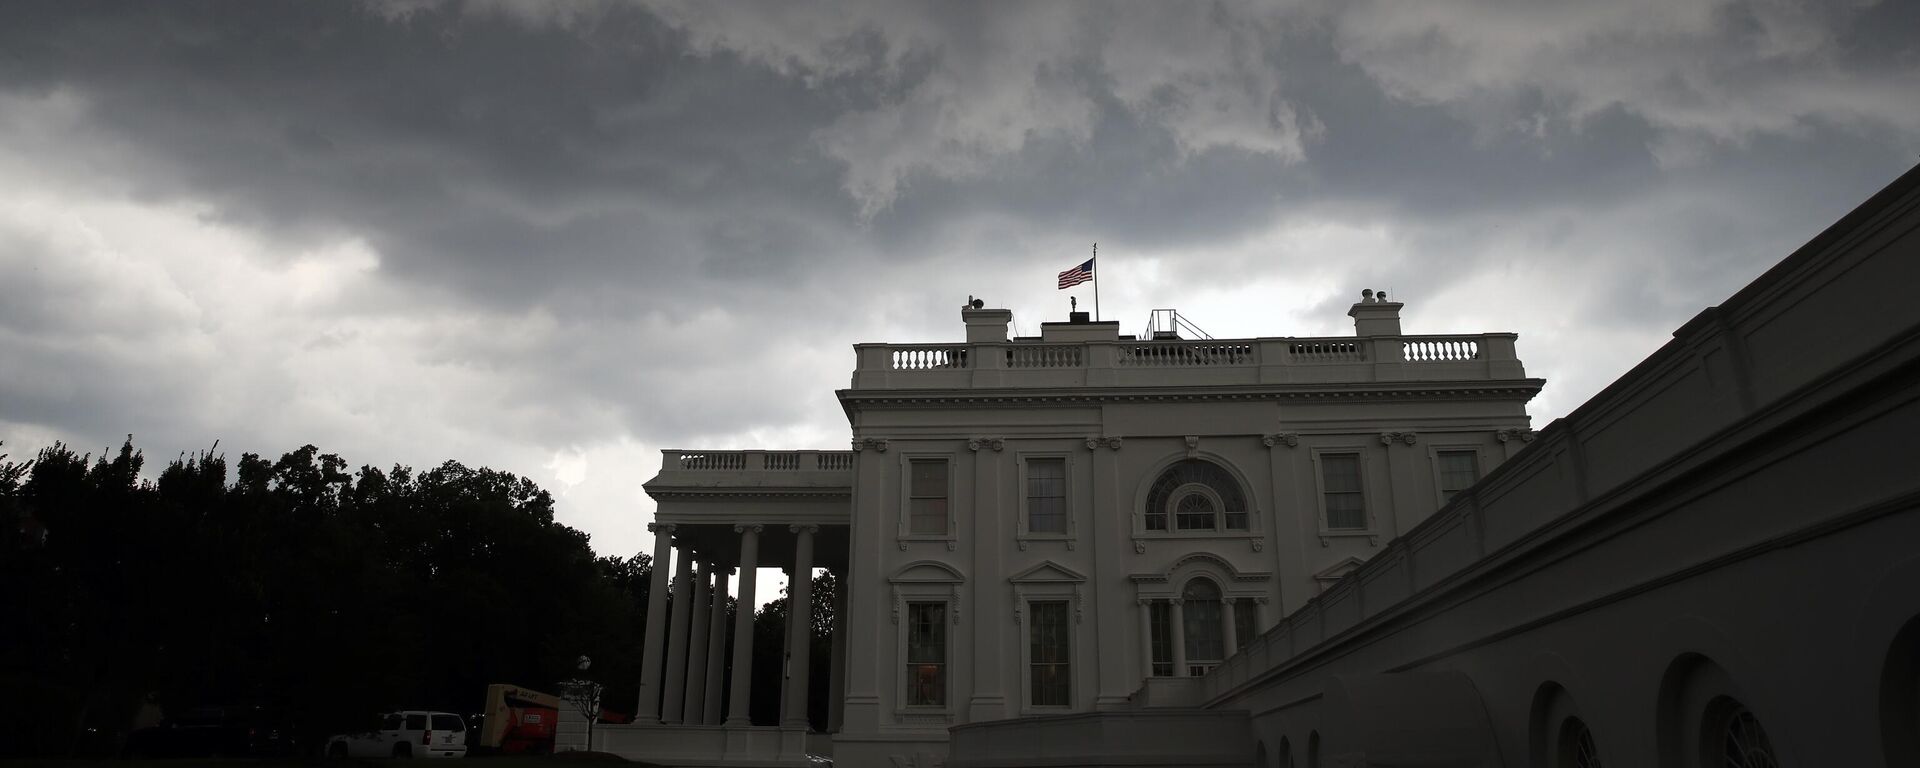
(1149, 601, 1172, 677)
(1028, 601, 1071, 706)
(1321, 454, 1366, 530)
(1026, 458, 1067, 534)
(1437, 450, 1479, 503)
(905, 602, 946, 706)
(1233, 600, 1257, 650)
(909, 460, 949, 535)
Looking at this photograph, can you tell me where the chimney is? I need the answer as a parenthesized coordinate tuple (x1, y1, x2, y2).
(963, 303, 1013, 343)
(1348, 288, 1403, 336)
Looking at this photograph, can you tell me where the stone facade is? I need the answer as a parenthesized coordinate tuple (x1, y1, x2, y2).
(605, 281, 1541, 767)
(948, 164, 1920, 768)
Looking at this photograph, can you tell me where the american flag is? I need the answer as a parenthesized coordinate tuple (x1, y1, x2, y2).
(1057, 258, 1094, 289)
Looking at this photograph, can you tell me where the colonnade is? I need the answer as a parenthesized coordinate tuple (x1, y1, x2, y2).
(634, 522, 827, 730)
(1137, 596, 1266, 678)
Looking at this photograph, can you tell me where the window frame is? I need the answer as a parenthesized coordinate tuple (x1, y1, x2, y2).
(890, 561, 963, 719)
(1023, 599, 1074, 710)
(1009, 561, 1084, 712)
(1016, 452, 1075, 546)
(898, 453, 957, 543)
(902, 601, 949, 708)
(1310, 448, 1376, 541)
(1428, 444, 1484, 508)
(1132, 454, 1262, 541)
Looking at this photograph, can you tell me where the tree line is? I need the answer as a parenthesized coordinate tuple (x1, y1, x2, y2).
(0, 438, 833, 757)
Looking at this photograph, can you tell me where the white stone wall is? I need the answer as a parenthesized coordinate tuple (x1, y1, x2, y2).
(834, 392, 1532, 766)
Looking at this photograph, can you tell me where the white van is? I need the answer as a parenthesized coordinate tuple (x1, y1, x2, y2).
(326, 711, 467, 759)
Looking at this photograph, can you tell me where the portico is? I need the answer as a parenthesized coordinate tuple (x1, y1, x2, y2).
(597, 450, 853, 766)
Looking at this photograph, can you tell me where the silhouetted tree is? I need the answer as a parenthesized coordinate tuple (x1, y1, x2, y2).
(0, 436, 657, 757)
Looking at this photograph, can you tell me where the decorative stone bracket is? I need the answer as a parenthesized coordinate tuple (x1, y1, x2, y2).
(1496, 428, 1537, 443)
(1262, 433, 1300, 448)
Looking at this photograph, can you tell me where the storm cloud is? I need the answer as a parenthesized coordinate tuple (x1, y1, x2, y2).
(2, 0, 1915, 559)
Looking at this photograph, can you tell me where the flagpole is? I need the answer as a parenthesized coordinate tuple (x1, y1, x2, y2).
(1092, 243, 1100, 322)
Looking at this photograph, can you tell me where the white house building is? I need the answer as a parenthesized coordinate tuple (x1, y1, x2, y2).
(599, 163, 1920, 768)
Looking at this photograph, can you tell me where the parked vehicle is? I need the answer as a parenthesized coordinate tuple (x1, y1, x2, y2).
(477, 684, 559, 754)
(326, 711, 467, 759)
(121, 705, 298, 758)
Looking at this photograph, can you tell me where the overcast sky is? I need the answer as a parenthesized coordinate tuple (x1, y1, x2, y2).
(3, 0, 1917, 577)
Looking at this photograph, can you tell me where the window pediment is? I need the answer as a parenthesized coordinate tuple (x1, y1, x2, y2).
(1008, 560, 1087, 584)
(891, 560, 965, 584)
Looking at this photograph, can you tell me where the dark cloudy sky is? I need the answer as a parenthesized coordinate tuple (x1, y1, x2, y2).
(3, 0, 1917, 564)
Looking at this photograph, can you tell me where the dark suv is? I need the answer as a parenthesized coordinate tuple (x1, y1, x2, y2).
(122, 705, 299, 758)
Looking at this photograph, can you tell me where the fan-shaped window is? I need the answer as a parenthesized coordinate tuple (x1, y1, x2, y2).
(1559, 716, 1602, 768)
(1713, 703, 1778, 768)
(1183, 577, 1225, 668)
(1145, 459, 1249, 532)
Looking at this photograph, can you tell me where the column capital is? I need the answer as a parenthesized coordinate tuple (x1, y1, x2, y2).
(733, 523, 765, 535)
(789, 523, 821, 535)
(648, 522, 677, 534)
(1379, 431, 1418, 446)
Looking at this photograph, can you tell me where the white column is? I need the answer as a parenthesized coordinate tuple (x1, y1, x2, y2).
(1221, 598, 1239, 658)
(683, 559, 713, 721)
(1137, 599, 1155, 679)
(726, 524, 763, 726)
(828, 567, 848, 733)
(702, 567, 730, 725)
(1169, 599, 1188, 677)
(636, 522, 675, 720)
(783, 525, 817, 728)
(1254, 598, 1269, 635)
(662, 548, 695, 723)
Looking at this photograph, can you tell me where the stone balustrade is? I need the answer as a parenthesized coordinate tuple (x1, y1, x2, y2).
(851, 333, 1524, 389)
(660, 450, 856, 474)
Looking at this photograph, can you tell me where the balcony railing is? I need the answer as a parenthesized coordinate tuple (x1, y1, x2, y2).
(658, 450, 856, 473)
(852, 333, 1523, 388)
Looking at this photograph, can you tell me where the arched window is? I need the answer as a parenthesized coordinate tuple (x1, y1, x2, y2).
(1709, 701, 1779, 768)
(1182, 577, 1225, 665)
(1145, 459, 1249, 532)
(1558, 716, 1602, 768)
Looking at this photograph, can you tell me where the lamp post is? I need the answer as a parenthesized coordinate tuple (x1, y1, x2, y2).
(560, 655, 603, 753)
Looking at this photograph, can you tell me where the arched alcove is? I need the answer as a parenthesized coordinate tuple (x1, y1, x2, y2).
(1881, 614, 1919, 767)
